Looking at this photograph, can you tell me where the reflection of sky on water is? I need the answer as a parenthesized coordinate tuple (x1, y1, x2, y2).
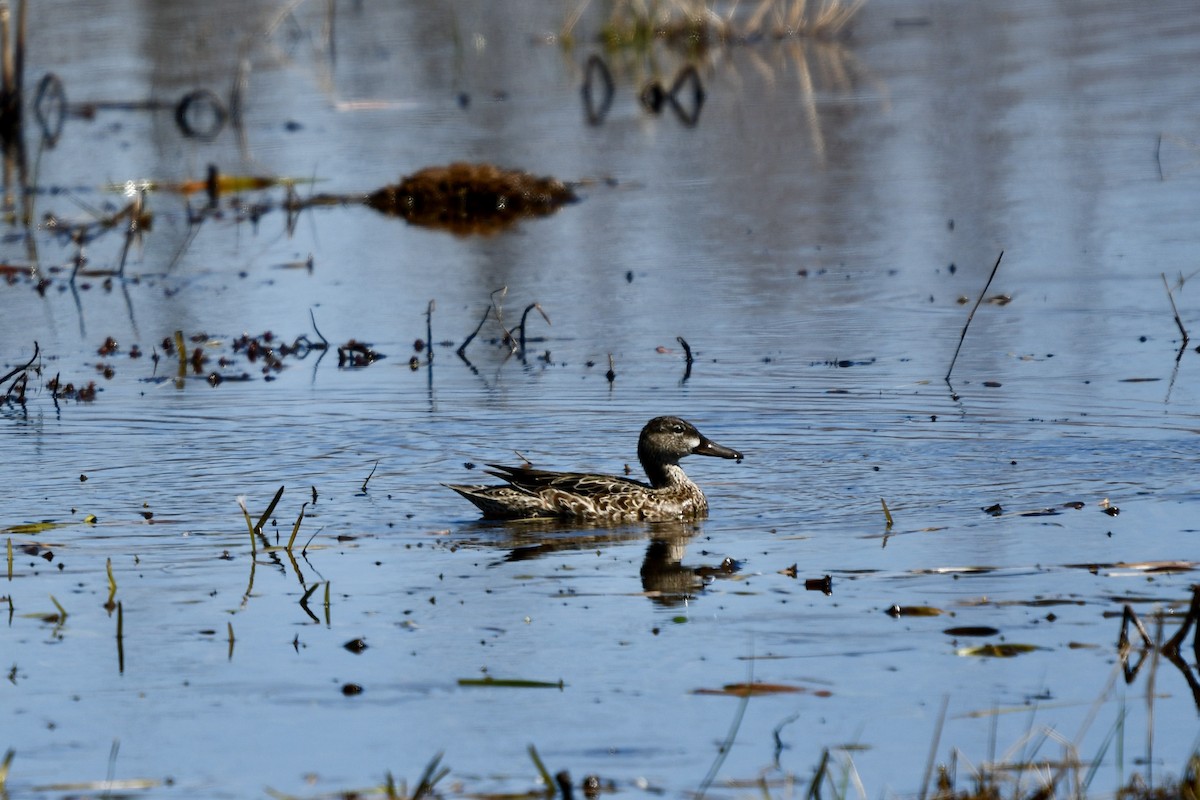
(3, 0, 1200, 796)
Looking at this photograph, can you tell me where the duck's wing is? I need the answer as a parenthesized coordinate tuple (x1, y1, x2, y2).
(485, 464, 650, 496)
(482, 464, 660, 519)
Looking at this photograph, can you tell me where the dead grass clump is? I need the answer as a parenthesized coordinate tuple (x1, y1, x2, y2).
(366, 162, 577, 235)
(579, 0, 866, 52)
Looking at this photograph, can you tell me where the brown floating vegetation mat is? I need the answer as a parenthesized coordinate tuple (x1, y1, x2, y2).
(365, 162, 578, 235)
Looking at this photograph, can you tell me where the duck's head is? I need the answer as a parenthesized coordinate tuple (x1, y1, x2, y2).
(638, 416, 744, 466)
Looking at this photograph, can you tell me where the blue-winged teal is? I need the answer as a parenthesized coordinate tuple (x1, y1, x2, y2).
(447, 416, 743, 522)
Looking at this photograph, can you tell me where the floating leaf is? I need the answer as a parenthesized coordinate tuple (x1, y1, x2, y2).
(457, 677, 564, 689)
(886, 605, 944, 617)
(3, 521, 65, 535)
(692, 682, 822, 697)
(956, 643, 1039, 658)
(944, 626, 1000, 637)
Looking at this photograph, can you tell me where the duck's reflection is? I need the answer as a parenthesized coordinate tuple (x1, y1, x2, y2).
(453, 520, 740, 607)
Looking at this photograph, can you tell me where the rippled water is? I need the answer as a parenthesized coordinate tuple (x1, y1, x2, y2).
(3, 0, 1200, 797)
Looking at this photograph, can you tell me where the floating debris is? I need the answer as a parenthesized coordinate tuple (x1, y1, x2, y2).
(956, 643, 1039, 658)
(692, 682, 830, 697)
(337, 339, 384, 368)
(885, 605, 944, 618)
(366, 162, 577, 235)
(457, 676, 565, 689)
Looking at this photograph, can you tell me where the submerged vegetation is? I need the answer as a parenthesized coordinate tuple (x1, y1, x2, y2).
(564, 0, 867, 52)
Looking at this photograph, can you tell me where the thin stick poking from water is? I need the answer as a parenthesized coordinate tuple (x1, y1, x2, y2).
(426, 300, 435, 363)
(457, 287, 506, 358)
(361, 460, 379, 493)
(309, 308, 328, 348)
(945, 251, 1004, 383)
(1161, 273, 1189, 346)
(919, 695, 950, 800)
(696, 655, 754, 800)
(676, 336, 694, 365)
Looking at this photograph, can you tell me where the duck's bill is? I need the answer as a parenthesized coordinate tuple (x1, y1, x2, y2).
(693, 436, 744, 462)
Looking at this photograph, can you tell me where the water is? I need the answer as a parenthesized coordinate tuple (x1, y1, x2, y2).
(3, 0, 1200, 797)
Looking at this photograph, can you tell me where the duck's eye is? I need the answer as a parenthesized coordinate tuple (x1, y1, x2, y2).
(671, 424, 684, 433)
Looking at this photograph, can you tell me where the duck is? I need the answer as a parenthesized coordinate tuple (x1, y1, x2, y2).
(447, 416, 743, 522)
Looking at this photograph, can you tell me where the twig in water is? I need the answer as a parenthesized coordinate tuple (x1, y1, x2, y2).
(1163, 585, 1200, 659)
(309, 308, 328, 348)
(1119, 604, 1154, 653)
(605, 353, 616, 383)
(696, 657, 753, 800)
(115, 601, 124, 673)
(227, 621, 235, 661)
(457, 287, 507, 358)
(880, 498, 893, 529)
(945, 251, 1004, 384)
(1161, 273, 1189, 346)
(676, 336, 694, 365)
(516, 302, 551, 356)
(0, 340, 37, 386)
(361, 460, 379, 493)
(677, 336, 694, 383)
(426, 300, 435, 363)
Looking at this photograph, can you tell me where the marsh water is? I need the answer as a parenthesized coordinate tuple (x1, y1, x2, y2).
(3, 1, 1200, 797)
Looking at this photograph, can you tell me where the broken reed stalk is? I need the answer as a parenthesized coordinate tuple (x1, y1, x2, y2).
(323, 580, 331, 624)
(105, 557, 117, 608)
(696, 663, 753, 800)
(255, 485, 285, 534)
(527, 745, 553, 793)
(426, 300, 435, 363)
(605, 353, 616, 383)
(286, 502, 307, 552)
(516, 302, 551, 355)
(0, 340, 37, 386)
(1161, 273, 1190, 346)
(677, 336, 693, 364)
(227, 621, 235, 660)
(49, 594, 66, 622)
(361, 460, 378, 492)
(457, 287, 507, 357)
(880, 498, 893, 529)
(309, 308, 329, 348)
(5, 536, 10, 580)
(236, 496, 256, 553)
(945, 251, 1004, 383)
